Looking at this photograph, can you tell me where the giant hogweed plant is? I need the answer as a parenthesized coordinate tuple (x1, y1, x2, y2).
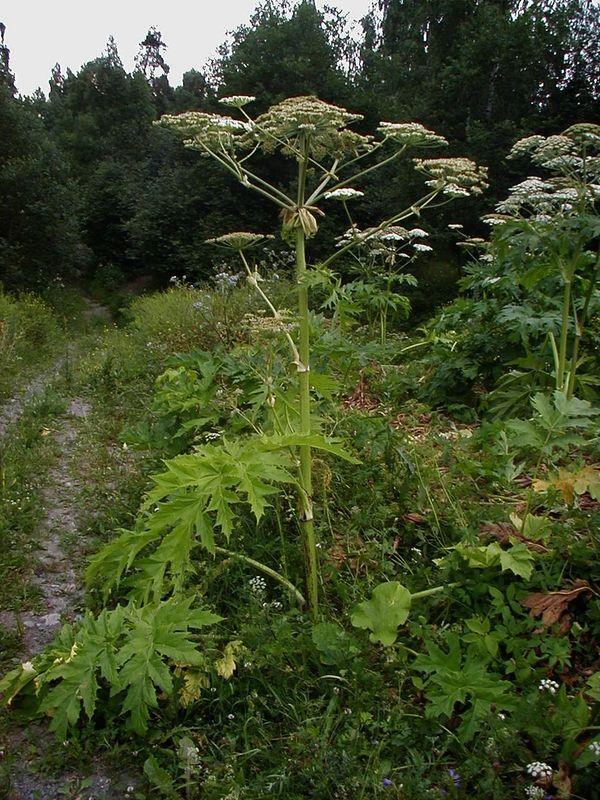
(0, 98, 486, 739)
(153, 95, 486, 618)
(486, 124, 600, 406)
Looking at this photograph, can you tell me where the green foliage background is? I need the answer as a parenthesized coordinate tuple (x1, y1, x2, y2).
(1, 0, 598, 299)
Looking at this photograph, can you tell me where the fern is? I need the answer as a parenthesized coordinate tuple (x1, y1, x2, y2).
(0, 597, 221, 738)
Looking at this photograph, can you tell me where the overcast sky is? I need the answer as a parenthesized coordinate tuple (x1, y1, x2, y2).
(3, 0, 374, 96)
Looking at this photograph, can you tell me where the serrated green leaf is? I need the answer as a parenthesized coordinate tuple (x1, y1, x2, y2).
(267, 433, 360, 463)
(499, 542, 534, 579)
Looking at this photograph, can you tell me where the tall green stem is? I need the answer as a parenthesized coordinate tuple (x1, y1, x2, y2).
(557, 277, 572, 392)
(295, 137, 319, 620)
(567, 266, 598, 399)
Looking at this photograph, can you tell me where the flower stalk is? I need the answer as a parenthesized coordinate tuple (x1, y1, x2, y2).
(159, 95, 487, 620)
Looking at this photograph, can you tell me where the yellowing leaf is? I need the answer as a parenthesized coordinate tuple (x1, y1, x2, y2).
(215, 640, 243, 679)
(533, 465, 600, 505)
(179, 669, 209, 707)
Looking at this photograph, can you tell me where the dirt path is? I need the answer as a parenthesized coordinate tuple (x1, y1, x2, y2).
(0, 356, 66, 439)
(1, 311, 139, 799)
(10, 398, 89, 655)
(2, 396, 139, 800)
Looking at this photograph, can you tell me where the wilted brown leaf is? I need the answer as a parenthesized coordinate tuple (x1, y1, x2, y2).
(402, 512, 426, 525)
(343, 371, 379, 412)
(480, 522, 549, 554)
(514, 475, 532, 488)
(522, 580, 591, 632)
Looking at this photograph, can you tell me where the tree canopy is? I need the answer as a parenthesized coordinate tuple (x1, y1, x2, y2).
(0, 0, 598, 293)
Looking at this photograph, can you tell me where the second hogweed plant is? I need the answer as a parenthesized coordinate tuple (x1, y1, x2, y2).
(159, 95, 488, 618)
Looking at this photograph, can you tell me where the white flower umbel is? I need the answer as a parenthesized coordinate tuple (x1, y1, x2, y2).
(588, 741, 600, 756)
(408, 228, 429, 238)
(220, 95, 256, 108)
(377, 122, 448, 148)
(380, 232, 406, 241)
(416, 157, 489, 195)
(483, 214, 510, 226)
(324, 187, 364, 201)
(443, 183, 471, 197)
(413, 243, 433, 252)
(538, 678, 559, 695)
(448, 223, 463, 229)
(249, 575, 267, 596)
(524, 787, 546, 800)
(526, 762, 553, 781)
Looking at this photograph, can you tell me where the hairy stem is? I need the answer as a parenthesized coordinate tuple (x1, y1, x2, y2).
(214, 546, 305, 608)
(296, 136, 319, 621)
(411, 582, 460, 601)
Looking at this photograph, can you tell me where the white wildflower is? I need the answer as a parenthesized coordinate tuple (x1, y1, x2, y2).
(542, 155, 583, 170)
(380, 232, 406, 241)
(508, 135, 546, 159)
(324, 187, 364, 201)
(524, 787, 546, 799)
(448, 223, 463, 229)
(249, 575, 267, 595)
(483, 215, 508, 226)
(219, 95, 256, 108)
(413, 243, 433, 252)
(377, 122, 448, 147)
(526, 762, 553, 781)
(443, 183, 470, 197)
(538, 678, 559, 695)
(588, 741, 600, 756)
(408, 228, 429, 238)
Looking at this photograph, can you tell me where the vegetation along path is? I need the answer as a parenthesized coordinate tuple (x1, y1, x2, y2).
(0, 313, 139, 799)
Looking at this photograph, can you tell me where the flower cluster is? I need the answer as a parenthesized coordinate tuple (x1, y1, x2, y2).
(324, 187, 364, 201)
(415, 157, 489, 195)
(249, 95, 372, 159)
(249, 575, 267, 596)
(158, 111, 250, 150)
(483, 213, 511, 226)
(214, 272, 241, 290)
(206, 232, 274, 251)
(589, 741, 600, 756)
(377, 121, 448, 148)
(495, 175, 585, 216)
(220, 95, 256, 108)
(508, 124, 600, 178)
(526, 762, 553, 781)
(538, 678, 560, 695)
(524, 786, 547, 799)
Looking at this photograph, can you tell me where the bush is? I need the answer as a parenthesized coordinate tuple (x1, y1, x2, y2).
(0, 291, 62, 401)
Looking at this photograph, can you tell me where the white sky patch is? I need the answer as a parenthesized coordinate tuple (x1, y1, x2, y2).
(3, 0, 374, 96)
